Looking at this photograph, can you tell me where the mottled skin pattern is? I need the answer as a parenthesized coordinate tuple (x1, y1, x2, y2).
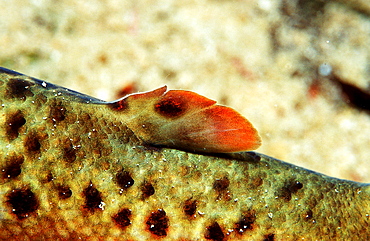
(0, 67, 369, 240)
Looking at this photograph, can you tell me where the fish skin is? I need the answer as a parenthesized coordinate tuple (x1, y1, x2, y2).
(0, 67, 369, 240)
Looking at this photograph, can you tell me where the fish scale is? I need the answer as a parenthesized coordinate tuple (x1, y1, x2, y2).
(0, 67, 369, 240)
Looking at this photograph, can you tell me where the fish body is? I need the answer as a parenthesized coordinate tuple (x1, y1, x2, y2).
(0, 67, 369, 240)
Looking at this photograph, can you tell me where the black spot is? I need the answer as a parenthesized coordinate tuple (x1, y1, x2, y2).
(263, 233, 275, 241)
(49, 103, 66, 123)
(62, 140, 76, 163)
(6, 188, 39, 220)
(24, 132, 41, 153)
(2, 155, 24, 179)
(83, 183, 103, 212)
(213, 177, 230, 191)
(288, 181, 303, 193)
(141, 182, 155, 199)
(46, 172, 54, 182)
(109, 99, 128, 111)
(6, 78, 34, 100)
(113, 208, 132, 229)
(155, 98, 186, 118)
(146, 209, 169, 237)
(57, 186, 72, 199)
(116, 171, 134, 190)
(205, 222, 224, 241)
(276, 180, 303, 201)
(183, 198, 197, 217)
(6, 111, 26, 140)
(235, 211, 256, 233)
(304, 209, 313, 220)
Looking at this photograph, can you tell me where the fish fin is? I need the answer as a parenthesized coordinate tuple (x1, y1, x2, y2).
(109, 87, 261, 153)
(109, 86, 167, 111)
(150, 89, 261, 152)
(192, 105, 261, 152)
(129, 86, 167, 100)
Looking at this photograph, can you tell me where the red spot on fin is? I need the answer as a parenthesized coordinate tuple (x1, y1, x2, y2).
(109, 86, 261, 153)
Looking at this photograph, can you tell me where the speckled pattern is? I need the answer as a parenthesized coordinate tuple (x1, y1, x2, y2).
(0, 67, 369, 240)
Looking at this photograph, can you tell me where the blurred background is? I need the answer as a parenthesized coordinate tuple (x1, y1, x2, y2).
(1, 0, 369, 182)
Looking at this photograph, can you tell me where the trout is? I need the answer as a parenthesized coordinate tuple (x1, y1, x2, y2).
(0, 67, 369, 240)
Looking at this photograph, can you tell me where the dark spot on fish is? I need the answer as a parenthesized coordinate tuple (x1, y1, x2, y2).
(155, 98, 186, 118)
(290, 181, 303, 191)
(263, 233, 275, 241)
(64, 146, 77, 163)
(109, 98, 128, 111)
(49, 102, 66, 123)
(57, 185, 72, 199)
(113, 208, 132, 229)
(183, 198, 197, 217)
(90, 139, 111, 158)
(2, 155, 24, 180)
(46, 172, 54, 182)
(146, 209, 169, 237)
(304, 209, 313, 220)
(24, 132, 42, 153)
(276, 180, 303, 201)
(6, 78, 34, 100)
(116, 170, 134, 190)
(252, 177, 263, 187)
(6, 111, 26, 140)
(234, 210, 256, 233)
(6, 187, 39, 220)
(141, 181, 155, 199)
(62, 140, 77, 163)
(213, 177, 230, 191)
(83, 183, 103, 212)
(205, 222, 224, 241)
(213, 177, 231, 201)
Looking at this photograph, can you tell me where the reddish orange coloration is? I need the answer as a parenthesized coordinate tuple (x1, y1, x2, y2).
(115, 82, 137, 99)
(109, 86, 261, 153)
